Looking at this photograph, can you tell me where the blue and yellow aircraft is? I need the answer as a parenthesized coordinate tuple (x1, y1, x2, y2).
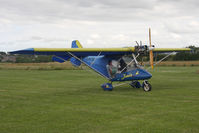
(10, 29, 191, 91)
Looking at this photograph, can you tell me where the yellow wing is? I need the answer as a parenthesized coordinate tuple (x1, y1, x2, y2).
(153, 48, 191, 53)
(10, 47, 136, 56)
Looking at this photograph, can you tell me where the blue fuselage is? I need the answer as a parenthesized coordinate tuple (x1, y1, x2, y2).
(111, 69, 152, 82)
(82, 55, 152, 82)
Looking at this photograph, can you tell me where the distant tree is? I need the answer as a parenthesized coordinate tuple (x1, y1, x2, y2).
(16, 55, 53, 63)
(0, 52, 6, 55)
(173, 45, 199, 61)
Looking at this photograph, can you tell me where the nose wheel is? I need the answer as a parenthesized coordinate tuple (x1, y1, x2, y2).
(142, 80, 152, 92)
(101, 83, 113, 91)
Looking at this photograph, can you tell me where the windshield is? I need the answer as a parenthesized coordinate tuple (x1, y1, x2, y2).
(107, 56, 139, 78)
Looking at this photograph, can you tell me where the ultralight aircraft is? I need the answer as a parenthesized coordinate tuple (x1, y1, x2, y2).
(10, 29, 191, 91)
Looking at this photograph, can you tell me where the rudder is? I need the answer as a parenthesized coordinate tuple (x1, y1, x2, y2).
(71, 40, 83, 48)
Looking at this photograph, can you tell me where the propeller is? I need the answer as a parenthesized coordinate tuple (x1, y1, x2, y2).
(135, 41, 141, 46)
(134, 29, 155, 69)
(149, 28, 154, 69)
(135, 40, 146, 54)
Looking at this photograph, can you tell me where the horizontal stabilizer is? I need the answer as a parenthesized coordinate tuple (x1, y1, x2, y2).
(52, 56, 65, 63)
(70, 57, 81, 67)
(52, 55, 70, 63)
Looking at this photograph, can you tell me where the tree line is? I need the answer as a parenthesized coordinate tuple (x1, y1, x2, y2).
(0, 52, 52, 63)
(153, 45, 199, 61)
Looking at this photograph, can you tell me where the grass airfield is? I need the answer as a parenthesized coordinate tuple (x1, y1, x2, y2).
(0, 65, 199, 133)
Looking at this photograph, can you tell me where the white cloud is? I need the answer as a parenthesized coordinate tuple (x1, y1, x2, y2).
(90, 34, 101, 39)
(0, 0, 199, 52)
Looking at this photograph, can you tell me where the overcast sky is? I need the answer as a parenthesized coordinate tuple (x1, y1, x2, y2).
(0, 0, 199, 51)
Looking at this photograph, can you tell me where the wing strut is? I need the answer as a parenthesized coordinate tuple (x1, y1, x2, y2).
(91, 52, 102, 66)
(120, 53, 140, 73)
(146, 52, 175, 70)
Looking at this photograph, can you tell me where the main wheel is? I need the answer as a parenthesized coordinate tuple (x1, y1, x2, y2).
(142, 81, 152, 92)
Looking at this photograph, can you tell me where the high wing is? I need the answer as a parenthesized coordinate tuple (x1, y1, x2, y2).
(9, 47, 136, 56)
(153, 48, 191, 53)
(9, 47, 191, 56)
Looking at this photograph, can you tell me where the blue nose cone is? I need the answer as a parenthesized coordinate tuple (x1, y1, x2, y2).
(144, 70, 152, 79)
(145, 70, 152, 79)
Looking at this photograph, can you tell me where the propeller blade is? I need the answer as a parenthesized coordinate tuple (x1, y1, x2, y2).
(135, 41, 139, 46)
(149, 28, 154, 69)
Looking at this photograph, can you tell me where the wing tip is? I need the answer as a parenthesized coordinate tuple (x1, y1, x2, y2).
(8, 48, 34, 54)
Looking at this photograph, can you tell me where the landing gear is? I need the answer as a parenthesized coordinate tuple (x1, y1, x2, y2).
(129, 81, 141, 88)
(130, 80, 152, 92)
(142, 80, 152, 92)
(101, 83, 113, 91)
(101, 81, 151, 92)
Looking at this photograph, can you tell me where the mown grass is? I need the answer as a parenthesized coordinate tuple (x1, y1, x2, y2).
(0, 67, 199, 133)
(0, 61, 199, 71)
(0, 62, 81, 70)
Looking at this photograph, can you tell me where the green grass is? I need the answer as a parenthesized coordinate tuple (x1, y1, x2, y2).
(0, 67, 199, 133)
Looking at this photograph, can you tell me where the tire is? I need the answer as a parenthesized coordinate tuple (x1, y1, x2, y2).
(101, 83, 113, 91)
(142, 81, 152, 92)
(103, 88, 113, 91)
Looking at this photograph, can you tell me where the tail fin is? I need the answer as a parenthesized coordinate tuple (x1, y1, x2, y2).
(70, 40, 82, 67)
(71, 40, 83, 48)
